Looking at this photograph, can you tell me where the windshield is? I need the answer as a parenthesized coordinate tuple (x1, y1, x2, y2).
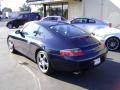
(50, 24, 87, 38)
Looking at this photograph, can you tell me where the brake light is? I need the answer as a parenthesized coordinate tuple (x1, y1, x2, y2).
(60, 48, 84, 57)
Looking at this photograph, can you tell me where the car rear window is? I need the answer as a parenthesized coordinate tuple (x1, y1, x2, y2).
(50, 24, 87, 38)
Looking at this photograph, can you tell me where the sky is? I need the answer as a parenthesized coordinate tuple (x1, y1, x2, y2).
(1, 0, 26, 11)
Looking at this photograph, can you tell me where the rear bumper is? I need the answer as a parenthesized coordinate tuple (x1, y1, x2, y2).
(50, 52, 107, 72)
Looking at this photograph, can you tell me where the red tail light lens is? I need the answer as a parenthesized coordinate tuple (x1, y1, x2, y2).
(60, 48, 84, 57)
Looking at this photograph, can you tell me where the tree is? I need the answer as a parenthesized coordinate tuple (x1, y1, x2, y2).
(2, 7, 12, 13)
(19, 4, 31, 12)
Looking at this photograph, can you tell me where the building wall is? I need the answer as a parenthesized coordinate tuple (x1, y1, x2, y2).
(68, 0, 83, 20)
(102, 0, 120, 27)
(84, 0, 103, 19)
(83, 0, 120, 27)
(28, 0, 120, 28)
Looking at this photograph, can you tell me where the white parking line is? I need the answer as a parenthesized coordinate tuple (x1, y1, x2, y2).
(19, 61, 42, 90)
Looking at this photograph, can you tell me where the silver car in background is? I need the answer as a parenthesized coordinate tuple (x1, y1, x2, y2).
(41, 16, 70, 23)
(71, 18, 111, 34)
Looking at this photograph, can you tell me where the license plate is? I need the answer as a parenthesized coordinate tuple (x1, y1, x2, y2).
(94, 58, 101, 65)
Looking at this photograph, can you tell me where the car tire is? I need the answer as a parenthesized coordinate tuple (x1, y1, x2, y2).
(7, 23, 13, 29)
(36, 51, 54, 74)
(105, 37, 120, 51)
(7, 38, 16, 53)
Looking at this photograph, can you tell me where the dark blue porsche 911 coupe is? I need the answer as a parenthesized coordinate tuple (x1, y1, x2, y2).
(7, 21, 108, 74)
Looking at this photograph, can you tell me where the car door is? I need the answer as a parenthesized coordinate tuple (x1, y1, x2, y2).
(13, 14, 26, 26)
(13, 14, 24, 26)
(21, 14, 29, 25)
(13, 32, 28, 55)
(28, 25, 45, 60)
(14, 23, 40, 56)
(20, 14, 29, 24)
(28, 25, 55, 60)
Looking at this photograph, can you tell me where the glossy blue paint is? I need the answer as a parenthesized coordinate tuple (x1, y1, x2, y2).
(8, 21, 108, 72)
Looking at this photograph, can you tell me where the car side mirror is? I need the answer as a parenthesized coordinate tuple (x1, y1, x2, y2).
(15, 30, 21, 34)
(15, 30, 25, 38)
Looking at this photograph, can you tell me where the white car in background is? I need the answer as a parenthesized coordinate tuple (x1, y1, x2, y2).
(71, 18, 111, 34)
(41, 16, 70, 23)
(92, 27, 120, 51)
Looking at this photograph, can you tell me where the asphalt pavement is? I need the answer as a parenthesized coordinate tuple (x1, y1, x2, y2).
(0, 20, 120, 90)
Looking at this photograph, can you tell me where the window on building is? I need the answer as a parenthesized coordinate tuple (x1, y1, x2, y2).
(45, 3, 68, 19)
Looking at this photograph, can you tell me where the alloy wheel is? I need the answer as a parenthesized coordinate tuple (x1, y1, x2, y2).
(37, 51, 49, 73)
(8, 39, 14, 53)
(106, 37, 120, 51)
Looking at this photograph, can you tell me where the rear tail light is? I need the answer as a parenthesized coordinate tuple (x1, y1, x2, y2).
(60, 48, 84, 57)
(108, 23, 112, 28)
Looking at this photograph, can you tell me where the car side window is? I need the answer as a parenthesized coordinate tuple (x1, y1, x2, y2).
(50, 17, 58, 21)
(43, 17, 49, 21)
(88, 19, 96, 23)
(61, 17, 66, 21)
(71, 18, 83, 24)
(23, 14, 29, 19)
(17, 14, 23, 19)
(29, 13, 38, 20)
(82, 18, 88, 23)
(43, 17, 58, 21)
(22, 23, 40, 36)
(36, 26, 53, 39)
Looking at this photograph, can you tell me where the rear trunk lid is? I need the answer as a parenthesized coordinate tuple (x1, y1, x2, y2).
(70, 35, 102, 51)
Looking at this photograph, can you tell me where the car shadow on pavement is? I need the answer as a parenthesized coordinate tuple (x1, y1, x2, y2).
(50, 58, 120, 90)
(13, 51, 120, 90)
